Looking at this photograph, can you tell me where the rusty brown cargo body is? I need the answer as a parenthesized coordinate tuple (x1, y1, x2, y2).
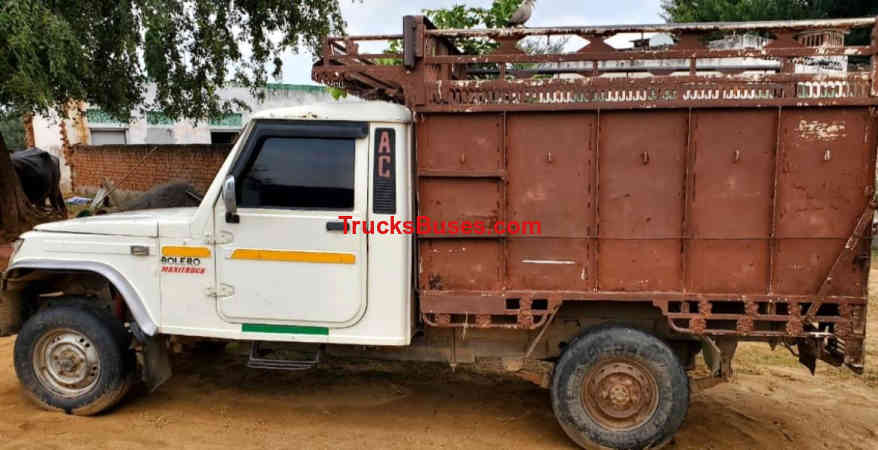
(314, 16, 878, 372)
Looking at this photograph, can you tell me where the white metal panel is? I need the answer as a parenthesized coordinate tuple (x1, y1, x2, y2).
(330, 123, 413, 346)
(11, 233, 162, 332)
(252, 102, 412, 124)
(213, 136, 369, 327)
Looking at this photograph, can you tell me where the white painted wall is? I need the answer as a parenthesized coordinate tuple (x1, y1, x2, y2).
(32, 83, 347, 192)
(32, 112, 79, 193)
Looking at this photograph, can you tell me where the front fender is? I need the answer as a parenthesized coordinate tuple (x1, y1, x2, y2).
(3, 259, 158, 336)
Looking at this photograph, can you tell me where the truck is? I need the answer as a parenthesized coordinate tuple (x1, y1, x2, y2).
(2, 15, 877, 450)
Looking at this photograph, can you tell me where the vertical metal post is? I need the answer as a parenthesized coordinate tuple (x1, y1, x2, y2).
(872, 18, 878, 97)
(501, 112, 509, 290)
(592, 110, 601, 292)
(768, 107, 783, 295)
(681, 109, 695, 293)
(403, 16, 417, 70)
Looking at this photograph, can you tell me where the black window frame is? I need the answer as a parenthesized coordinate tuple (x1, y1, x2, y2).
(230, 120, 368, 211)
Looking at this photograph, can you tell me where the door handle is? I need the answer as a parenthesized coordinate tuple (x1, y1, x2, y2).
(326, 221, 347, 232)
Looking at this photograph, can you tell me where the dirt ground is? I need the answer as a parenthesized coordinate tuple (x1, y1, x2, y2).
(0, 266, 875, 449)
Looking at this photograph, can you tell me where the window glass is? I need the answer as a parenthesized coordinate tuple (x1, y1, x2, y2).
(238, 137, 355, 210)
(211, 131, 239, 144)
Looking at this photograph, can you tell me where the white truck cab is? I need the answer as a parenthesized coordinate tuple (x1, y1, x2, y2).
(7, 102, 415, 345)
(1, 102, 415, 412)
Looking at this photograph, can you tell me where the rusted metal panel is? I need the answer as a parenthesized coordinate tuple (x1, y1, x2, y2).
(773, 239, 846, 295)
(418, 113, 503, 173)
(317, 16, 878, 369)
(687, 240, 769, 293)
(690, 110, 776, 238)
(507, 112, 595, 238)
(687, 110, 776, 293)
(776, 108, 872, 238)
(599, 241, 683, 292)
(507, 239, 591, 290)
(419, 178, 501, 232)
(598, 111, 688, 239)
(597, 111, 687, 291)
(418, 240, 503, 291)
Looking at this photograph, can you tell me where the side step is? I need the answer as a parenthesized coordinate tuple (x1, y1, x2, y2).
(247, 341, 321, 371)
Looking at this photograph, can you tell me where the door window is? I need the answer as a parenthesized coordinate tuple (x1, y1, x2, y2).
(238, 137, 355, 210)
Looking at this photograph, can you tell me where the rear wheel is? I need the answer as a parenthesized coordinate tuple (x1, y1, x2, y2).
(14, 303, 135, 415)
(551, 325, 689, 449)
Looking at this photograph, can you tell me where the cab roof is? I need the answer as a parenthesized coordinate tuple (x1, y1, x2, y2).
(251, 101, 412, 124)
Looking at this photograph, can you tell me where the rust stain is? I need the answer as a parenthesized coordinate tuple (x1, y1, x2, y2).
(797, 119, 847, 142)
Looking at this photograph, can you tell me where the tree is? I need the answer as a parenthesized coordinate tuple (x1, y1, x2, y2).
(661, 0, 878, 44)
(378, 1, 565, 62)
(423, 0, 525, 54)
(0, 0, 345, 240)
(0, 116, 26, 152)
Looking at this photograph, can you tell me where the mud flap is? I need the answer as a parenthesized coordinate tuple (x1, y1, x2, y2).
(138, 330, 173, 392)
(797, 340, 818, 375)
(131, 322, 173, 392)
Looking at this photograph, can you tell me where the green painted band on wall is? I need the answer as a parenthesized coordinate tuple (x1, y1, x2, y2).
(242, 324, 329, 335)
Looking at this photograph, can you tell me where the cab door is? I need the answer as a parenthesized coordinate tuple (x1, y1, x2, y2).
(213, 120, 369, 328)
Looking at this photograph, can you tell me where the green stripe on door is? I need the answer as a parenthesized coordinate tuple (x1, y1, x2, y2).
(242, 324, 329, 335)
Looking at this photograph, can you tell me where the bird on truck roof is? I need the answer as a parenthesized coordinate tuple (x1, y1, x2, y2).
(507, 0, 535, 27)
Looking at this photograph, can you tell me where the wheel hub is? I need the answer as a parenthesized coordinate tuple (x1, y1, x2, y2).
(33, 329, 101, 398)
(582, 359, 659, 431)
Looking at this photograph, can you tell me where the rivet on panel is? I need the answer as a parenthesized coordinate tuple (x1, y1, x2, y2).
(641, 151, 650, 165)
(734, 149, 742, 163)
(546, 151, 553, 163)
(824, 148, 832, 161)
(459, 153, 466, 165)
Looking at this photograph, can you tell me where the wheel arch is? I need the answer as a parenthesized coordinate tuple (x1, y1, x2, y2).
(5, 260, 157, 337)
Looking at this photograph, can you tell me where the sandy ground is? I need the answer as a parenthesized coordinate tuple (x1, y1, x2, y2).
(0, 263, 875, 449)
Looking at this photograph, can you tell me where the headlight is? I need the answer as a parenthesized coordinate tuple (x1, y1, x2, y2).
(8, 239, 23, 262)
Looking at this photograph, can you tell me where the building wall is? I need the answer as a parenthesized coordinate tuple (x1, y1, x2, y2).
(69, 144, 231, 195)
(85, 84, 337, 146)
(33, 84, 340, 193)
(33, 112, 83, 194)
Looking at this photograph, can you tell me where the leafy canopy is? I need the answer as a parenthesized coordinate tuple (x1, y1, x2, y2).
(661, 0, 878, 44)
(424, 0, 524, 54)
(0, 116, 26, 151)
(0, 0, 345, 123)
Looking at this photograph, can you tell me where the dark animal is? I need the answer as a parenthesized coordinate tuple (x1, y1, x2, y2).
(122, 181, 201, 211)
(11, 148, 65, 212)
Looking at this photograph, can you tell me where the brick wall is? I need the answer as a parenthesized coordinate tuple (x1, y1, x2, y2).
(69, 144, 231, 194)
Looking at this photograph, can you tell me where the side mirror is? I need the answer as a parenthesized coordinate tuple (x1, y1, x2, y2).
(223, 175, 239, 224)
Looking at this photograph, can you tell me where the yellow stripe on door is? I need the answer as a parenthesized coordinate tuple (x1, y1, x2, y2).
(162, 246, 212, 258)
(230, 249, 356, 264)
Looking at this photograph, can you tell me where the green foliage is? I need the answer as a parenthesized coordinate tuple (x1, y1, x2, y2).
(328, 87, 348, 100)
(661, 0, 878, 44)
(424, 0, 524, 55)
(0, 115, 26, 151)
(0, 0, 345, 124)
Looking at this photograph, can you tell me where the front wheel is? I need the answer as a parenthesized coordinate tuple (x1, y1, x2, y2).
(14, 303, 135, 415)
(551, 325, 689, 449)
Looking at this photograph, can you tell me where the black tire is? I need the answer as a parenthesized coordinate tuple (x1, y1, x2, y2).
(551, 325, 689, 449)
(14, 302, 135, 415)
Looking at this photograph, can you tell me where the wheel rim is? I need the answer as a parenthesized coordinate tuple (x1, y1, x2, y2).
(581, 358, 659, 431)
(32, 328, 101, 398)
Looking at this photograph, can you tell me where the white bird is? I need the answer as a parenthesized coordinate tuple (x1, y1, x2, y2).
(507, 0, 536, 27)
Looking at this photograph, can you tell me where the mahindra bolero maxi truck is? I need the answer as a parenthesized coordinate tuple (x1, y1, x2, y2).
(2, 15, 878, 450)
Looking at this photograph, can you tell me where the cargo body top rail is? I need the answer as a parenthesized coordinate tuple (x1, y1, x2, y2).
(313, 15, 878, 111)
